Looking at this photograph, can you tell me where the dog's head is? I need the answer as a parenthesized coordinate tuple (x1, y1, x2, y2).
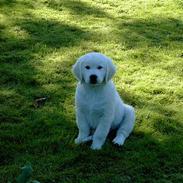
(72, 52, 116, 85)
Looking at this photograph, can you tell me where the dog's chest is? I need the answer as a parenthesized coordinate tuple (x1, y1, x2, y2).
(78, 91, 105, 128)
(79, 94, 105, 113)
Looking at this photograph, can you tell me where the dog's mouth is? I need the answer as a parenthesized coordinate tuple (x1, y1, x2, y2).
(89, 82, 103, 87)
(90, 80, 97, 84)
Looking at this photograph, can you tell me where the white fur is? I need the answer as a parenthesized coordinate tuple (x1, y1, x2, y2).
(72, 52, 135, 150)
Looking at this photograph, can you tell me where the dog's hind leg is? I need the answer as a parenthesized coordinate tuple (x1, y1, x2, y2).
(113, 104, 135, 146)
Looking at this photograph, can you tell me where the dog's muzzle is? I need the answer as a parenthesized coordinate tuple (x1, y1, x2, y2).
(90, 74, 97, 84)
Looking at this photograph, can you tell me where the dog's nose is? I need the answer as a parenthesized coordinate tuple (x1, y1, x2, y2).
(90, 75, 97, 84)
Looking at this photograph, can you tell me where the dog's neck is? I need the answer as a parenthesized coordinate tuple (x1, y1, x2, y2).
(79, 80, 113, 91)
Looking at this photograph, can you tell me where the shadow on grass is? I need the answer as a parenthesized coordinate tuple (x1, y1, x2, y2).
(0, 0, 16, 7)
(0, 11, 91, 169)
(18, 18, 90, 48)
(117, 17, 183, 49)
(45, 0, 112, 18)
(52, 130, 183, 182)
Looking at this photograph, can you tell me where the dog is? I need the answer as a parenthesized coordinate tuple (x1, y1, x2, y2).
(72, 52, 135, 150)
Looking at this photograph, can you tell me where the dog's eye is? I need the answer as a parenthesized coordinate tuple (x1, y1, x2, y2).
(85, 66, 90, 69)
(97, 66, 103, 70)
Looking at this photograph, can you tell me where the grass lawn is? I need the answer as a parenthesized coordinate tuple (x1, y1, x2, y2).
(0, 0, 183, 182)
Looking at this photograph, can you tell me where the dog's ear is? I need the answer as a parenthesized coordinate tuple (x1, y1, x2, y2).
(105, 58, 116, 82)
(72, 58, 83, 82)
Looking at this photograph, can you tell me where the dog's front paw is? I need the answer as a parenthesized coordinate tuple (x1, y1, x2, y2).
(75, 135, 92, 144)
(90, 141, 103, 150)
(90, 144, 102, 150)
(113, 134, 126, 146)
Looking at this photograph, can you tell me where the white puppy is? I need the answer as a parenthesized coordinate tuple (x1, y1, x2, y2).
(72, 52, 135, 150)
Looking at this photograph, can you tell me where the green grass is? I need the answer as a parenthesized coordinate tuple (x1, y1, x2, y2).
(0, 0, 183, 182)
